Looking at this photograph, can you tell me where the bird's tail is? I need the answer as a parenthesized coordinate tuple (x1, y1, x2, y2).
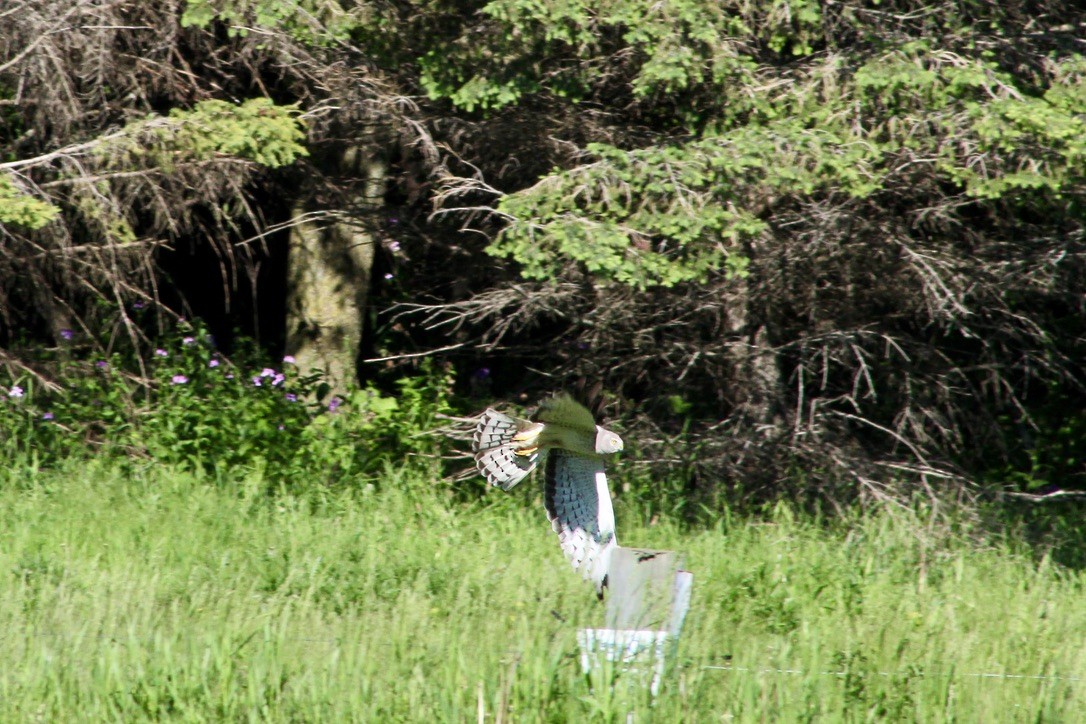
(473, 409, 543, 490)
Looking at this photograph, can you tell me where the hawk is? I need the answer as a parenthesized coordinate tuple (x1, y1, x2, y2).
(472, 393, 623, 596)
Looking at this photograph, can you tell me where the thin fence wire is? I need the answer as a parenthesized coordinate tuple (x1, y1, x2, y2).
(702, 664, 1081, 683)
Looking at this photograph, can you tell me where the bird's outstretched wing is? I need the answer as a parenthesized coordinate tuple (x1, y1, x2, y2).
(543, 449, 617, 596)
(473, 409, 541, 490)
(536, 393, 598, 433)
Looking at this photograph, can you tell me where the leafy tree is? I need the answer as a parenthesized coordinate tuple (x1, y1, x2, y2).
(415, 0, 1086, 502)
(2, 0, 1084, 504)
(0, 0, 405, 362)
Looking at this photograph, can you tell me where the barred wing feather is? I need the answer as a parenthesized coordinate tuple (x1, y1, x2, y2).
(473, 409, 538, 490)
(543, 449, 617, 596)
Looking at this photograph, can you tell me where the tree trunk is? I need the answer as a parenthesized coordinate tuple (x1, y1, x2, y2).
(725, 264, 783, 429)
(286, 144, 386, 395)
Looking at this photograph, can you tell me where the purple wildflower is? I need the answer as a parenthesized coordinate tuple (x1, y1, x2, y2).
(225, 374, 235, 380)
(328, 396, 343, 413)
(42, 412, 54, 421)
(182, 336, 195, 345)
(285, 393, 298, 402)
(95, 360, 108, 369)
(383, 272, 394, 280)
(171, 375, 188, 385)
(389, 240, 401, 252)
(272, 373, 285, 386)
(277, 424, 285, 431)
(133, 301, 145, 310)
(260, 368, 275, 378)
(209, 359, 220, 368)
(8, 386, 24, 398)
(60, 329, 74, 340)
(282, 355, 296, 365)
(155, 349, 168, 358)
(252, 376, 263, 387)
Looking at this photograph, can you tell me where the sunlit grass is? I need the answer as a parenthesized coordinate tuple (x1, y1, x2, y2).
(0, 463, 1082, 720)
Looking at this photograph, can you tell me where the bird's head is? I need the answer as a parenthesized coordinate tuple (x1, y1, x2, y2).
(594, 426, 624, 455)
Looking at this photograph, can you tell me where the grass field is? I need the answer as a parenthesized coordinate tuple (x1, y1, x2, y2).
(1, 462, 1083, 721)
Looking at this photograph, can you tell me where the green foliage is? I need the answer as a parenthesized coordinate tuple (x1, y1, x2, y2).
(0, 323, 453, 487)
(419, 57, 543, 114)
(417, 0, 824, 113)
(0, 174, 59, 229)
(487, 40, 1086, 287)
(22, 98, 309, 254)
(405, 2, 1086, 289)
(492, 121, 885, 287)
(101, 98, 308, 170)
(181, 0, 366, 44)
(961, 93, 1086, 197)
(853, 49, 1086, 199)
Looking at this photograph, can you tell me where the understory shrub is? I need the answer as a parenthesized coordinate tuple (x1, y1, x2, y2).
(0, 321, 454, 488)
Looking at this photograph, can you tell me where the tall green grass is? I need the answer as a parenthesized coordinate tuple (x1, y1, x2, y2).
(1, 462, 1083, 721)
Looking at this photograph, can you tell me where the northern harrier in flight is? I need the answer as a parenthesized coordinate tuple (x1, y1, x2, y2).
(473, 393, 622, 596)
